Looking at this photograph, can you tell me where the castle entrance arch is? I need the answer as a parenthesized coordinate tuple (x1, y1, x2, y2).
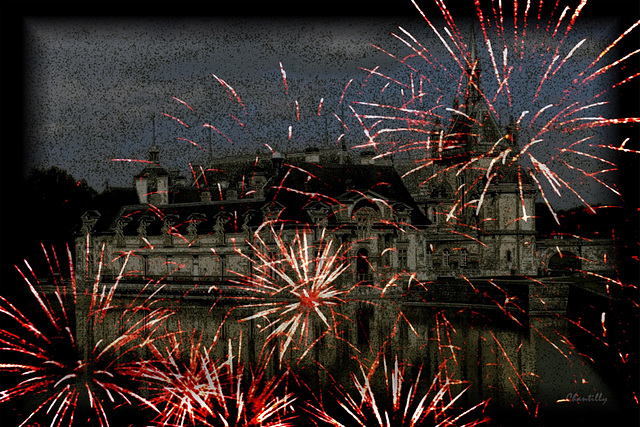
(548, 251, 581, 275)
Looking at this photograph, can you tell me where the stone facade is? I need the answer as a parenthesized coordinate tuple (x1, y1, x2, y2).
(75, 42, 617, 292)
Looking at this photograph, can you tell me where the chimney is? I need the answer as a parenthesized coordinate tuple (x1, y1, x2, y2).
(271, 151, 284, 171)
(200, 189, 211, 203)
(304, 147, 320, 163)
(359, 149, 376, 165)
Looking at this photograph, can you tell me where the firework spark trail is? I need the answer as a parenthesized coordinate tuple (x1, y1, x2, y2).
(211, 73, 248, 115)
(228, 224, 351, 363)
(110, 158, 156, 164)
(1, 243, 174, 426)
(133, 333, 296, 427)
(307, 352, 489, 427)
(203, 122, 235, 145)
(176, 137, 207, 151)
(489, 331, 536, 413)
(351, 0, 639, 225)
(162, 113, 191, 128)
(172, 96, 196, 112)
(279, 62, 289, 102)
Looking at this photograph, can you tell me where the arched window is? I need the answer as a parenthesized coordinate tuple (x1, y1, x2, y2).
(147, 176, 158, 193)
(506, 250, 512, 263)
(548, 251, 581, 273)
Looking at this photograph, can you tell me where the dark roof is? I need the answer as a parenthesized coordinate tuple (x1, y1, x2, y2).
(269, 162, 430, 225)
(197, 157, 274, 190)
(85, 187, 139, 233)
(135, 163, 169, 178)
(99, 199, 267, 236)
(87, 158, 430, 236)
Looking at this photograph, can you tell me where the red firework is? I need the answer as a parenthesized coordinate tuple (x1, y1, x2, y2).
(0, 243, 174, 426)
(307, 353, 490, 427)
(131, 332, 296, 427)
(229, 223, 351, 363)
(350, 0, 638, 226)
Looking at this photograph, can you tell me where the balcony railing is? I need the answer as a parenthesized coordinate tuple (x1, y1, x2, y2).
(98, 274, 229, 284)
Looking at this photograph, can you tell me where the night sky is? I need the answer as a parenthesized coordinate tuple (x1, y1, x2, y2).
(22, 14, 428, 190)
(6, 1, 640, 210)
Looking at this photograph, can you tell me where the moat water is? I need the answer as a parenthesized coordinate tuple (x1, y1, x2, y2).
(84, 286, 633, 426)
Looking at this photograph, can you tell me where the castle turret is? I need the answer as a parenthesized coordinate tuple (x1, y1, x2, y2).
(135, 143, 169, 205)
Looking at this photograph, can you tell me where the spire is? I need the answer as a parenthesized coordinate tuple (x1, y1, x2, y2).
(465, 24, 482, 111)
(148, 116, 160, 164)
(505, 115, 518, 148)
(324, 114, 329, 147)
(207, 119, 214, 165)
(469, 24, 478, 71)
(149, 143, 160, 164)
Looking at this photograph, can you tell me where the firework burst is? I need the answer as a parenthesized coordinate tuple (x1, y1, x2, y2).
(0, 243, 173, 426)
(132, 332, 296, 427)
(307, 352, 490, 427)
(229, 223, 351, 363)
(350, 0, 638, 225)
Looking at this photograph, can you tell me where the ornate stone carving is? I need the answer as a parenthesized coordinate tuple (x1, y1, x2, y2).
(161, 216, 177, 247)
(80, 210, 101, 235)
(186, 221, 199, 245)
(137, 214, 155, 245)
(353, 207, 378, 240)
(113, 217, 131, 247)
(213, 215, 227, 245)
(242, 211, 254, 238)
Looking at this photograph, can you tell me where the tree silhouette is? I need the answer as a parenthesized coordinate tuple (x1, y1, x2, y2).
(2, 166, 97, 301)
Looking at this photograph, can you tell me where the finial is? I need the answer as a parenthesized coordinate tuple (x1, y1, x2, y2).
(149, 115, 160, 164)
(469, 24, 477, 66)
(208, 118, 214, 165)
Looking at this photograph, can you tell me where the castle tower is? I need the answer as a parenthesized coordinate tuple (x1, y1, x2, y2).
(134, 142, 170, 205)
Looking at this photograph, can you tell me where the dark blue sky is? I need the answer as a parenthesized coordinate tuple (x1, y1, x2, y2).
(23, 15, 418, 186)
(19, 1, 638, 209)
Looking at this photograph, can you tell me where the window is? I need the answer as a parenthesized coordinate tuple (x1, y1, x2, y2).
(142, 255, 148, 278)
(147, 176, 157, 193)
(356, 248, 369, 281)
(166, 255, 173, 276)
(193, 255, 199, 277)
(266, 251, 277, 280)
(506, 250, 512, 263)
(442, 249, 450, 268)
(460, 248, 468, 267)
(457, 174, 466, 207)
(357, 306, 372, 345)
(398, 247, 408, 270)
(425, 242, 433, 267)
(383, 235, 393, 267)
